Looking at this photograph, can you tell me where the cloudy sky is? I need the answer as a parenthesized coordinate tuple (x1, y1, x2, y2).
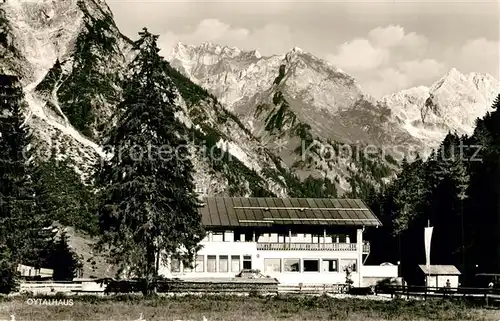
(108, 0, 499, 98)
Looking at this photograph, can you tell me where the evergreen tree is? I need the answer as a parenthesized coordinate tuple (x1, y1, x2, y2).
(392, 155, 428, 235)
(423, 134, 469, 269)
(368, 95, 500, 285)
(467, 94, 500, 274)
(46, 231, 82, 281)
(0, 75, 54, 273)
(32, 151, 98, 235)
(96, 29, 204, 295)
(0, 245, 17, 293)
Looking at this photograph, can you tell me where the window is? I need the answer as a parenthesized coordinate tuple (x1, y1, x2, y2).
(207, 255, 217, 272)
(322, 259, 338, 272)
(219, 255, 228, 272)
(171, 258, 181, 273)
(303, 259, 319, 272)
(244, 232, 253, 242)
(264, 259, 281, 273)
(184, 258, 193, 273)
(243, 255, 252, 269)
(195, 255, 204, 272)
(224, 231, 233, 242)
(212, 232, 223, 242)
(231, 255, 240, 272)
(334, 234, 346, 243)
(340, 259, 357, 272)
(284, 259, 300, 272)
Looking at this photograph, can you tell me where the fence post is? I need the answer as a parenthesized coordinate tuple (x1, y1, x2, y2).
(323, 284, 326, 294)
(424, 285, 427, 301)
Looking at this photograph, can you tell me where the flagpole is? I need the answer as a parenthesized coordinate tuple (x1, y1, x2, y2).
(427, 220, 429, 287)
(425, 220, 432, 289)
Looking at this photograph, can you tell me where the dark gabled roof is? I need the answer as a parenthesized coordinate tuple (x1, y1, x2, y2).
(419, 265, 461, 275)
(198, 197, 381, 228)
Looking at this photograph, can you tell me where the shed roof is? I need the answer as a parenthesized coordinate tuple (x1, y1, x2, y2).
(419, 265, 461, 275)
(198, 197, 381, 228)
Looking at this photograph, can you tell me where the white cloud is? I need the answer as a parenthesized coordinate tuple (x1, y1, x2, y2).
(398, 32, 429, 50)
(368, 25, 428, 50)
(326, 25, 448, 97)
(362, 59, 444, 97)
(398, 59, 445, 81)
(363, 68, 410, 98)
(326, 39, 388, 71)
(368, 25, 406, 48)
(453, 38, 500, 77)
(326, 25, 431, 75)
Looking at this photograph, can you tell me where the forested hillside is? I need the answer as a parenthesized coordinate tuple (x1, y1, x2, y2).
(367, 94, 500, 285)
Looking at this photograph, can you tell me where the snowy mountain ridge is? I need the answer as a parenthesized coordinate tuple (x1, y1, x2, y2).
(0, 0, 304, 197)
(380, 68, 499, 148)
(169, 42, 363, 115)
(1, 0, 130, 177)
(170, 42, 499, 154)
(2, 0, 498, 199)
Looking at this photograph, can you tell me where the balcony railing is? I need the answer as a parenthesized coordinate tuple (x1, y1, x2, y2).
(257, 242, 370, 252)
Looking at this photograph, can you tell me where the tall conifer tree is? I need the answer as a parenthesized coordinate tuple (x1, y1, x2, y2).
(0, 75, 53, 287)
(96, 29, 204, 294)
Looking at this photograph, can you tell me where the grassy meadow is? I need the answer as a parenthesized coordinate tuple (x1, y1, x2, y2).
(0, 294, 498, 321)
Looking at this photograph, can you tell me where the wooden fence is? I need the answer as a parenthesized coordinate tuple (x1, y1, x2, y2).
(20, 282, 82, 293)
(23, 280, 348, 296)
(24, 280, 500, 305)
(375, 284, 500, 306)
(278, 284, 347, 294)
(157, 280, 279, 295)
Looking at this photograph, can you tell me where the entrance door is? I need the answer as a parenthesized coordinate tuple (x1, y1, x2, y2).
(243, 255, 252, 270)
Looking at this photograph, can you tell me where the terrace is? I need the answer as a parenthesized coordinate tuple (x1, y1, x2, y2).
(256, 242, 370, 252)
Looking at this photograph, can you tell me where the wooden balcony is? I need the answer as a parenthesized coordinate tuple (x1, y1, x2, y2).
(257, 242, 370, 252)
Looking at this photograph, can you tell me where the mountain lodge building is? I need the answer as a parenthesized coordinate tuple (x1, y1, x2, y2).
(159, 197, 398, 286)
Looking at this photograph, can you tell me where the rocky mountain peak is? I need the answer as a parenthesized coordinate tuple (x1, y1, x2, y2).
(2, 0, 498, 200)
(381, 68, 499, 149)
(286, 46, 303, 56)
(170, 42, 245, 63)
(430, 68, 467, 92)
(1, 0, 126, 83)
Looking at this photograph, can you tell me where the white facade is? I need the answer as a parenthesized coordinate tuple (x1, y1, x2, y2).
(158, 228, 378, 287)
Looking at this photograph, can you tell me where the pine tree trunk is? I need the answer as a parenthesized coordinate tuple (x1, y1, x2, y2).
(155, 248, 160, 278)
(143, 242, 157, 296)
